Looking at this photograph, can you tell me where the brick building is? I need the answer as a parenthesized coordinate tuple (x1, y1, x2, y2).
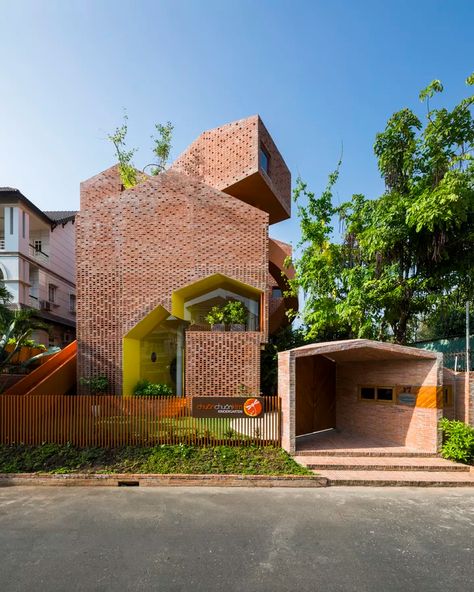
(278, 339, 471, 454)
(76, 115, 296, 396)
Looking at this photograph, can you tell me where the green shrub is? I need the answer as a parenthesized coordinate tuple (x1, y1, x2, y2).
(205, 306, 225, 326)
(133, 379, 173, 396)
(223, 300, 248, 325)
(79, 375, 109, 394)
(439, 418, 474, 464)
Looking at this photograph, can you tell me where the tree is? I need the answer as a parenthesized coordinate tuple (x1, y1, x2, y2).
(289, 74, 474, 345)
(0, 309, 55, 379)
(108, 113, 174, 187)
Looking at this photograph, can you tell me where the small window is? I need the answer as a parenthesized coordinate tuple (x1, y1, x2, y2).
(9, 208, 14, 235)
(360, 387, 375, 400)
(260, 144, 270, 175)
(359, 386, 394, 403)
(69, 294, 76, 313)
(272, 287, 282, 298)
(22, 211, 26, 239)
(443, 386, 453, 407)
(34, 240, 42, 253)
(48, 284, 57, 303)
(377, 388, 394, 401)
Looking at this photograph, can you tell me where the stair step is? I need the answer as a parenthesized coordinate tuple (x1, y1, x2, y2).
(296, 450, 439, 457)
(295, 456, 470, 473)
(314, 469, 474, 487)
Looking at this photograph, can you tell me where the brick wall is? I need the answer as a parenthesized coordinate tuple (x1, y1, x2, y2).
(77, 167, 268, 394)
(185, 332, 262, 397)
(171, 115, 291, 223)
(451, 371, 474, 425)
(336, 360, 440, 452)
(279, 343, 443, 454)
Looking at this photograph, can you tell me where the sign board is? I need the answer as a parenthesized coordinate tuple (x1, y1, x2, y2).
(192, 397, 264, 419)
(398, 391, 417, 406)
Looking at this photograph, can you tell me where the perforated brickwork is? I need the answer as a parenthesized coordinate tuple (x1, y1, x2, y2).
(76, 167, 269, 394)
(171, 115, 291, 222)
(185, 332, 262, 396)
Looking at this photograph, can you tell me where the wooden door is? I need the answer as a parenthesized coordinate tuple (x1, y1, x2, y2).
(295, 355, 336, 436)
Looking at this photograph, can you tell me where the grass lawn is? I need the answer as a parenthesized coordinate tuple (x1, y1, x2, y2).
(0, 443, 312, 475)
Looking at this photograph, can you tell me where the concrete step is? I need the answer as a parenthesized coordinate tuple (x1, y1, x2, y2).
(313, 469, 474, 487)
(295, 456, 470, 472)
(295, 449, 439, 457)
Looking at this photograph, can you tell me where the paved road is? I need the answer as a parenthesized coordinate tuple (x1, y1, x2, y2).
(0, 487, 473, 592)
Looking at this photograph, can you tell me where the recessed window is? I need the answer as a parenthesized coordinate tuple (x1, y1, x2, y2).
(443, 386, 453, 407)
(69, 294, 76, 313)
(260, 144, 270, 175)
(360, 387, 375, 400)
(359, 386, 394, 403)
(272, 287, 282, 298)
(48, 284, 57, 303)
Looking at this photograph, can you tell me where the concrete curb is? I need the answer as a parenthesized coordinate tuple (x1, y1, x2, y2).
(0, 473, 328, 488)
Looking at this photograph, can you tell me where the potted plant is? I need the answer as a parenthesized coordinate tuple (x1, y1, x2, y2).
(224, 300, 248, 331)
(205, 305, 226, 331)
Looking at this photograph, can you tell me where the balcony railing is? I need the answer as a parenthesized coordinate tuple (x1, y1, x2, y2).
(28, 244, 49, 265)
(28, 294, 40, 310)
(0, 239, 5, 250)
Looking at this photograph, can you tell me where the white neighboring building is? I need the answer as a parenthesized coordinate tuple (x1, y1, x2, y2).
(0, 187, 76, 346)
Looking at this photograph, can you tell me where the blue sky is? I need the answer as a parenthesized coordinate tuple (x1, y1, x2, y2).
(1, 0, 473, 246)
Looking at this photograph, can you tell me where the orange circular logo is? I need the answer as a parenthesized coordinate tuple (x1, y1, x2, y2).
(243, 398, 263, 417)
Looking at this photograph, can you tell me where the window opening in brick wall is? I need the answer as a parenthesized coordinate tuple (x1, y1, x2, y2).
(272, 287, 282, 298)
(443, 385, 453, 407)
(260, 144, 270, 175)
(359, 386, 394, 403)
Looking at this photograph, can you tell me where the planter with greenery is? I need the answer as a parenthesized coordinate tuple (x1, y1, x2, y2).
(133, 380, 174, 396)
(205, 306, 226, 332)
(224, 300, 248, 331)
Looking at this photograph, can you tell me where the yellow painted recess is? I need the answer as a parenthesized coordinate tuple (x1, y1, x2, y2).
(122, 275, 263, 397)
(122, 305, 170, 397)
(171, 273, 263, 319)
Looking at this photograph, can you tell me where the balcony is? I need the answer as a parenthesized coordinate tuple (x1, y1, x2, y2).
(28, 244, 49, 265)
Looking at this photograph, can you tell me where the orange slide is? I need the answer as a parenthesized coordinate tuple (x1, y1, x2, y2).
(3, 341, 77, 396)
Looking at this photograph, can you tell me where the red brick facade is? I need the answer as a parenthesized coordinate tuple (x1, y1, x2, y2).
(185, 332, 262, 397)
(171, 115, 291, 224)
(76, 116, 293, 396)
(279, 340, 445, 453)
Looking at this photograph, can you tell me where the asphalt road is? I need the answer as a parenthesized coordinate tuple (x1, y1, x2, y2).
(0, 486, 473, 592)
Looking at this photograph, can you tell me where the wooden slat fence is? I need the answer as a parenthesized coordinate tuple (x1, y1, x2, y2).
(0, 395, 281, 447)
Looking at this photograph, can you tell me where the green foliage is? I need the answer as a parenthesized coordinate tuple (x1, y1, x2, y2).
(223, 300, 248, 325)
(260, 326, 307, 395)
(205, 301, 248, 326)
(439, 418, 474, 464)
(107, 112, 138, 188)
(205, 305, 225, 326)
(108, 114, 174, 183)
(290, 74, 474, 344)
(0, 443, 311, 475)
(79, 375, 109, 394)
(133, 379, 173, 396)
(0, 310, 50, 373)
(151, 121, 174, 174)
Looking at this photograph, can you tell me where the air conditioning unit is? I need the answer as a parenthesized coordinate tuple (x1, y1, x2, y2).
(40, 300, 52, 311)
